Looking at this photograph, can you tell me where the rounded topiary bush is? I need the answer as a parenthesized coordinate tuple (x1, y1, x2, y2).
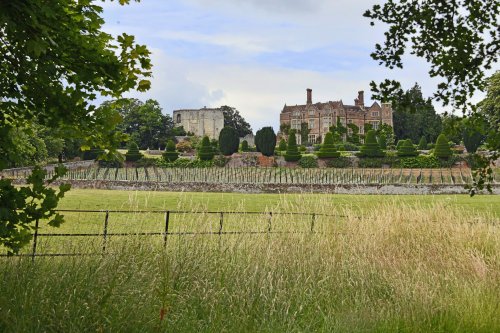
(284, 132, 301, 162)
(298, 155, 318, 168)
(396, 139, 405, 150)
(125, 142, 143, 162)
(418, 136, 428, 150)
(197, 136, 214, 161)
(278, 138, 287, 151)
(218, 126, 239, 156)
(359, 130, 385, 157)
(317, 132, 340, 159)
(241, 140, 249, 152)
(162, 140, 179, 162)
(397, 139, 419, 157)
(434, 134, 452, 159)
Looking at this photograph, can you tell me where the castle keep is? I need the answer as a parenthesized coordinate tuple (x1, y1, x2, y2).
(280, 89, 393, 144)
(173, 107, 224, 140)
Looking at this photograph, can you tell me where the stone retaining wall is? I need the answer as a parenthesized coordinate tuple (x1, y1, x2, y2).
(29, 179, 500, 195)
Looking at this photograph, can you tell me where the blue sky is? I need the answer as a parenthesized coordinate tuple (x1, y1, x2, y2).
(100, 0, 469, 132)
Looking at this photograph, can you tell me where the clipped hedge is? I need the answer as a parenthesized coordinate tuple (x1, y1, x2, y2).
(157, 158, 214, 168)
(125, 142, 143, 162)
(325, 157, 353, 168)
(317, 132, 340, 159)
(359, 130, 385, 157)
(418, 136, 427, 150)
(198, 136, 214, 161)
(162, 140, 179, 162)
(83, 147, 105, 161)
(278, 139, 287, 151)
(284, 132, 301, 162)
(434, 134, 453, 159)
(397, 139, 418, 157)
(298, 155, 318, 168)
(241, 140, 249, 152)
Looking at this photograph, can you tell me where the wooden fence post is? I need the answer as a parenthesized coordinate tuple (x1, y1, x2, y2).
(102, 211, 109, 254)
(31, 218, 40, 262)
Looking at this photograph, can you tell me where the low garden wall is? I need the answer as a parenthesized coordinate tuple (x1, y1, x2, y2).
(42, 179, 500, 195)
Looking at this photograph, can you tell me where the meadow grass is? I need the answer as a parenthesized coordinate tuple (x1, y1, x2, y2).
(0, 192, 499, 332)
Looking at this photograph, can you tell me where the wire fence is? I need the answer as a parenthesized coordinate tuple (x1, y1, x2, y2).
(0, 209, 348, 261)
(2, 165, 489, 185)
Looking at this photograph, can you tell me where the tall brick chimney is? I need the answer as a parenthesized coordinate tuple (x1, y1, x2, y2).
(357, 91, 364, 107)
(307, 88, 312, 104)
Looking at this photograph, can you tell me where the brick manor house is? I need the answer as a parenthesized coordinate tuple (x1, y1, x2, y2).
(279, 89, 393, 144)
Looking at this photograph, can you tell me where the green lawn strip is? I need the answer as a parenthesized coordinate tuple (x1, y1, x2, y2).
(57, 189, 500, 217)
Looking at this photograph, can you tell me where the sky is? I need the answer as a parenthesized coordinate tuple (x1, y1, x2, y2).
(100, 0, 480, 132)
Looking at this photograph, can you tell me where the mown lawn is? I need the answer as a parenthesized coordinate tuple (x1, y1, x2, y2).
(57, 189, 500, 217)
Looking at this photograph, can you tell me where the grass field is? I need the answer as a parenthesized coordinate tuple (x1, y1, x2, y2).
(1, 190, 499, 332)
(57, 189, 500, 216)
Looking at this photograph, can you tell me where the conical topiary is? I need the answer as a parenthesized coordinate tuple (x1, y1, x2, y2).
(241, 140, 249, 152)
(278, 138, 287, 151)
(197, 136, 214, 161)
(434, 133, 452, 159)
(359, 130, 385, 157)
(397, 139, 418, 157)
(284, 132, 301, 162)
(396, 139, 405, 150)
(418, 136, 427, 150)
(125, 141, 143, 162)
(162, 140, 179, 162)
(317, 132, 340, 158)
(378, 135, 387, 150)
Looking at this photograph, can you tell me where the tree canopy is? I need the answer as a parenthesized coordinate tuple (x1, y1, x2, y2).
(392, 84, 442, 143)
(220, 106, 252, 138)
(110, 98, 173, 149)
(364, 0, 498, 110)
(0, 0, 152, 253)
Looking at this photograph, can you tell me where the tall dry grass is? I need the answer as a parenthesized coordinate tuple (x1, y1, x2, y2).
(0, 197, 499, 332)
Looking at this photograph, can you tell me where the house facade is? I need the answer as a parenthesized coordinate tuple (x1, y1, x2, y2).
(280, 89, 393, 144)
(173, 107, 224, 140)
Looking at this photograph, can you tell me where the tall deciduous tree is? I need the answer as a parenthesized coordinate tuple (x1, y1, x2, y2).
(112, 98, 173, 149)
(0, 0, 151, 253)
(364, 0, 498, 110)
(220, 106, 252, 138)
(364, 1, 498, 194)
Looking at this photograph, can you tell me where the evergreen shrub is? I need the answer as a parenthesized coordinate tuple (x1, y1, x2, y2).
(434, 134, 453, 159)
(397, 139, 419, 157)
(298, 155, 318, 168)
(359, 130, 385, 157)
(325, 156, 352, 168)
(162, 140, 179, 162)
(198, 136, 214, 161)
(218, 127, 239, 155)
(284, 132, 301, 162)
(278, 139, 287, 151)
(418, 136, 428, 150)
(378, 135, 387, 149)
(241, 140, 249, 152)
(255, 127, 276, 156)
(317, 132, 340, 158)
(83, 147, 105, 160)
(125, 142, 143, 162)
